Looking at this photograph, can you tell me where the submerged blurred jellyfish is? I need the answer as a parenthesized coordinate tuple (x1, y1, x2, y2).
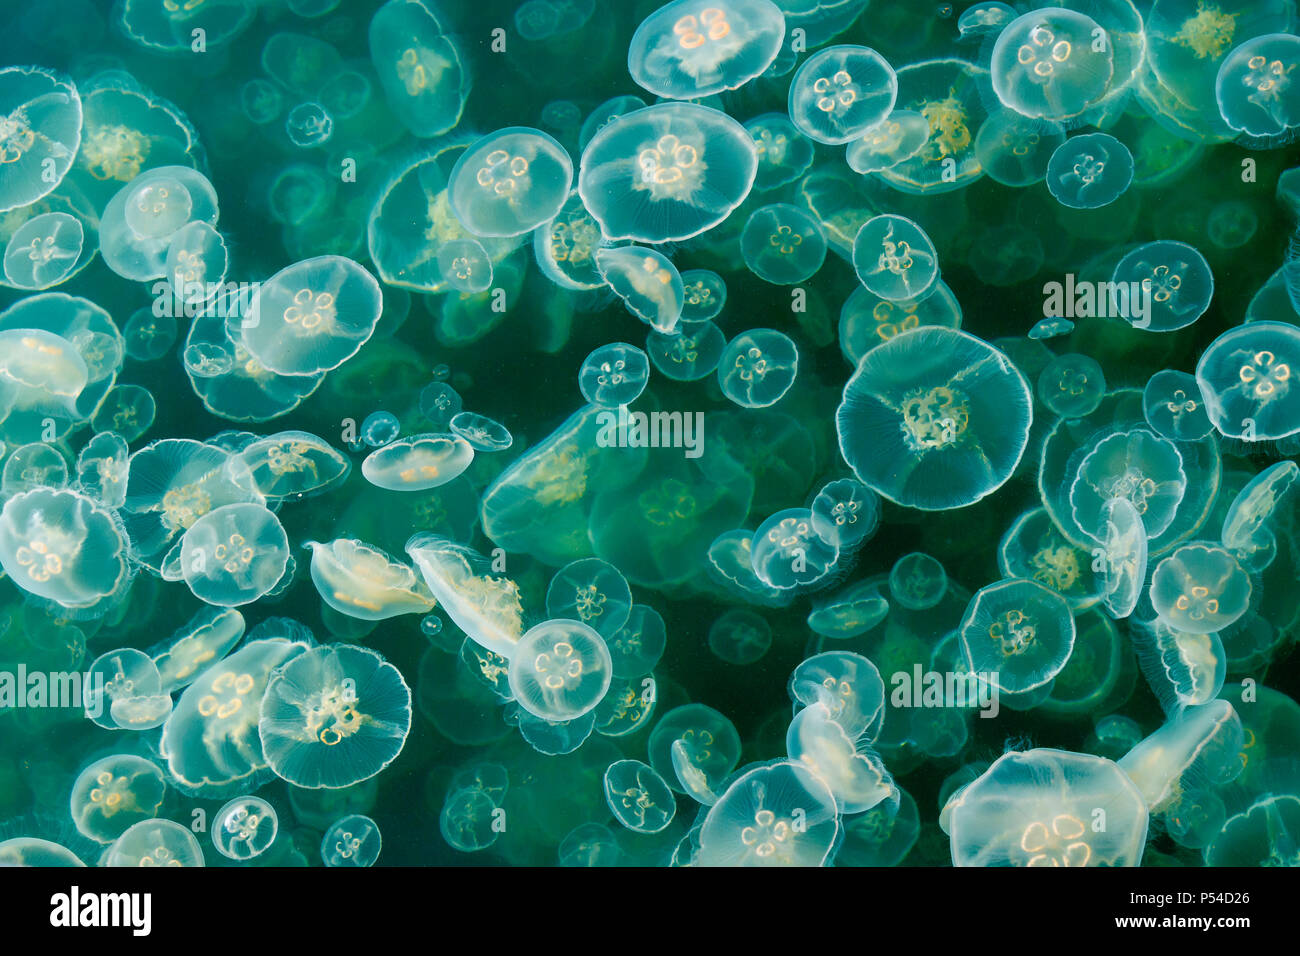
(260, 643, 413, 789)
(546, 557, 633, 639)
(448, 128, 572, 238)
(1046, 133, 1133, 209)
(990, 8, 1115, 121)
(628, 0, 786, 100)
(368, 0, 470, 138)
(836, 327, 1032, 511)
(243, 256, 383, 376)
(746, 113, 815, 190)
(788, 45, 897, 145)
(852, 214, 939, 303)
(648, 321, 726, 381)
(1037, 353, 1105, 418)
(947, 749, 1147, 866)
(740, 203, 826, 285)
(578, 102, 757, 243)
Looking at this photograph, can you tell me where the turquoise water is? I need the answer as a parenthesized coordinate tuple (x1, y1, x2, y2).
(0, 0, 1297, 868)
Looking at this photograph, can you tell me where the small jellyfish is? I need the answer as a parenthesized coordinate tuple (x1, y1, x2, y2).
(1215, 33, 1300, 139)
(579, 342, 650, 406)
(1221, 459, 1299, 566)
(448, 128, 572, 238)
(1045, 133, 1133, 209)
(786, 700, 896, 814)
(1130, 616, 1226, 713)
(1037, 352, 1105, 418)
(1028, 317, 1074, 340)
(697, 760, 839, 866)
(1095, 496, 1147, 620)
(1068, 428, 1187, 543)
(436, 238, 493, 294)
(240, 77, 283, 125)
(361, 433, 474, 491)
(305, 538, 435, 621)
(440, 784, 501, 852)
(151, 605, 245, 694)
(179, 503, 289, 607)
(165, 221, 228, 310)
(546, 557, 633, 639)
(507, 619, 613, 721)
(237, 431, 351, 501)
(708, 608, 772, 664)
(106, 819, 204, 867)
(990, 9, 1115, 121)
(285, 102, 334, 148)
(717, 328, 798, 408)
(853, 214, 939, 303)
(212, 796, 278, 861)
(1143, 369, 1214, 441)
(740, 203, 827, 285)
(361, 412, 400, 448)
(1206, 795, 1300, 867)
(123, 307, 178, 362)
(3, 212, 85, 290)
(973, 109, 1066, 188)
(806, 580, 890, 639)
(1149, 542, 1252, 635)
(846, 108, 930, 174)
(368, 0, 469, 138)
(607, 604, 667, 678)
(751, 507, 839, 589)
(578, 102, 757, 243)
(595, 246, 684, 334)
(321, 813, 381, 866)
(836, 327, 1032, 511)
(647, 321, 726, 381)
(788, 45, 897, 145)
(839, 281, 964, 363)
(649, 703, 742, 795)
(628, 0, 786, 100)
(1196, 321, 1300, 441)
(259, 643, 412, 789)
(559, 822, 621, 866)
(679, 269, 727, 322)
(534, 189, 609, 291)
(243, 256, 383, 376)
(0, 67, 81, 213)
(959, 578, 1076, 694)
(745, 113, 815, 190)
(1111, 240, 1214, 333)
(889, 552, 947, 610)
(406, 534, 526, 660)
(100, 166, 218, 282)
(419, 381, 463, 428)
(70, 755, 167, 844)
(603, 759, 677, 834)
(448, 411, 513, 452)
(90, 385, 156, 444)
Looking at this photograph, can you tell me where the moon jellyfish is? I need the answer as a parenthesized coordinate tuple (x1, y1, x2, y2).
(1129, 616, 1226, 713)
(846, 109, 929, 175)
(1149, 543, 1251, 634)
(151, 605, 245, 694)
(959, 578, 1076, 694)
(836, 327, 1032, 511)
(947, 749, 1147, 866)
(3, 212, 84, 290)
(1046, 133, 1133, 209)
(578, 102, 757, 243)
(1112, 241, 1214, 333)
(606, 604, 667, 680)
(546, 557, 633, 639)
(406, 534, 526, 660)
(449, 412, 512, 452)
(958, 2, 1016, 38)
(1221, 460, 1298, 567)
(650, 703, 742, 796)
(837, 786, 920, 866)
(321, 813, 381, 866)
(0, 487, 131, 614)
(70, 755, 167, 844)
(990, 9, 1115, 121)
(1096, 497, 1147, 620)
(595, 246, 684, 334)
(746, 113, 814, 190)
(973, 109, 1066, 187)
(697, 760, 839, 866)
(362, 434, 474, 491)
(0, 67, 81, 213)
(1143, 369, 1214, 441)
(1207, 795, 1300, 867)
(1069, 428, 1187, 543)
(106, 819, 204, 867)
(878, 57, 989, 195)
(788, 45, 897, 146)
(243, 256, 383, 376)
(629, 0, 785, 100)
(440, 784, 501, 851)
(1215, 33, 1300, 139)
(2, 442, 68, 495)
(436, 239, 493, 294)
(579, 342, 650, 406)
(603, 759, 677, 834)
(559, 822, 621, 866)
(448, 128, 572, 238)
(647, 321, 726, 381)
(717, 328, 798, 408)
(507, 619, 612, 721)
(212, 796, 278, 861)
(853, 215, 939, 303)
(260, 644, 412, 790)
(84, 648, 169, 731)
(807, 580, 890, 639)
(787, 701, 896, 814)
(708, 608, 772, 664)
(889, 552, 948, 611)
(179, 503, 289, 607)
(305, 538, 435, 621)
(1037, 352, 1105, 418)
(740, 203, 826, 285)
(1029, 318, 1074, 340)
(0, 839, 83, 867)
(809, 477, 880, 549)
(284, 102, 333, 148)
(751, 507, 839, 589)
(1196, 321, 1300, 441)
(368, 0, 469, 138)
(100, 166, 218, 282)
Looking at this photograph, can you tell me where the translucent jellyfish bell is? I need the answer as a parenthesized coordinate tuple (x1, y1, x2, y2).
(717, 328, 798, 408)
(1045, 132, 1133, 209)
(436, 238, 493, 293)
(321, 813, 381, 866)
(852, 214, 939, 303)
(1096, 496, 1147, 620)
(745, 113, 815, 190)
(948, 749, 1147, 866)
(1111, 240, 1214, 333)
(1037, 352, 1105, 418)
(449, 411, 513, 452)
(647, 321, 726, 381)
(106, 819, 204, 867)
(368, 0, 469, 138)
(1068, 428, 1187, 543)
(1215, 33, 1300, 139)
(889, 552, 947, 611)
(846, 109, 930, 174)
(260, 643, 412, 790)
(243, 255, 383, 376)
(1221, 460, 1298, 566)
(406, 533, 526, 660)
(179, 503, 289, 607)
(3, 212, 85, 290)
(1196, 321, 1300, 441)
(0, 67, 81, 214)
(603, 759, 677, 833)
(708, 608, 772, 664)
(751, 507, 839, 589)
(786, 701, 896, 814)
(1149, 542, 1251, 635)
(99, 166, 218, 282)
(697, 760, 840, 866)
(305, 538, 435, 621)
(990, 9, 1115, 121)
(212, 796, 278, 861)
(788, 45, 897, 147)
(236, 430, 351, 501)
(545, 557, 633, 639)
(579, 342, 650, 406)
(628, 0, 786, 99)
(361, 433, 474, 491)
(70, 755, 167, 844)
(740, 203, 826, 285)
(578, 102, 757, 243)
(836, 327, 1032, 511)
(448, 128, 573, 238)
(809, 477, 880, 549)
(595, 246, 684, 333)
(1143, 369, 1214, 441)
(959, 578, 1076, 694)
(507, 618, 612, 721)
